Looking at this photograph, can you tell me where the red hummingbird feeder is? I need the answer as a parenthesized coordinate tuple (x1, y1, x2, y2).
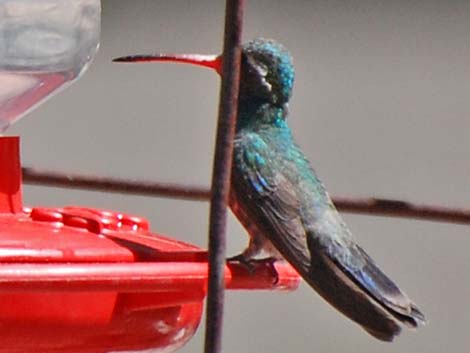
(0, 136, 300, 353)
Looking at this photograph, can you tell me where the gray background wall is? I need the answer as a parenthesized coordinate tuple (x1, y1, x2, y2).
(8, 1, 470, 352)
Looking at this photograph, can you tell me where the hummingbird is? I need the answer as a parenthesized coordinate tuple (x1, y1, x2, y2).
(114, 38, 425, 341)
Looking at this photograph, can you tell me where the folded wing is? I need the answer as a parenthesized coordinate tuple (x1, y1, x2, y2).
(231, 132, 424, 341)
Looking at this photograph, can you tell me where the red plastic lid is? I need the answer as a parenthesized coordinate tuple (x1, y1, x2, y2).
(0, 205, 205, 263)
(0, 204, 209, 353)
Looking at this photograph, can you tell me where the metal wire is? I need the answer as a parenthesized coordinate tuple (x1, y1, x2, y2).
(204, 1, 245, 353)
(22, 167, 470, 225)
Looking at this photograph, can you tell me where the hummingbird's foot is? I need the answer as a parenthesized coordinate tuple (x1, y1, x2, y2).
(226, 255, 280, 282)
(226, 254, 257, 274)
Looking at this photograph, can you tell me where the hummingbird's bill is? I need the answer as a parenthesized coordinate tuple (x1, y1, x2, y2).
(113, 53, 222, 75)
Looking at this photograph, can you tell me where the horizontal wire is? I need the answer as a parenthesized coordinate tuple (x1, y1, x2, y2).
(22, 167, 470, 225)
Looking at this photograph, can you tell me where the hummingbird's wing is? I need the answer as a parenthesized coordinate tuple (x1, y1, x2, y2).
(231, 132, 424, 341)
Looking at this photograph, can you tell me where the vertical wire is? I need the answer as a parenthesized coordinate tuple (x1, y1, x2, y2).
(204, 1, 245, 353)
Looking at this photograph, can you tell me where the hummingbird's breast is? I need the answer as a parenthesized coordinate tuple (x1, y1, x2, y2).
(228, 188, 283, 259)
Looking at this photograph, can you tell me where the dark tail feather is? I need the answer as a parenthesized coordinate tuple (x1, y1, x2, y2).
(410, 304, 426, 323)
(301, 252, 404, 341)
(343, 245, 426, 330)
(389, 302, 426, 329)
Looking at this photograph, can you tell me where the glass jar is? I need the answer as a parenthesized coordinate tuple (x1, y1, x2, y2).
(0, 0, 101, 132)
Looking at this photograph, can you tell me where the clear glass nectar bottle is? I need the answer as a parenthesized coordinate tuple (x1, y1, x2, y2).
(0, 0, 101, 132)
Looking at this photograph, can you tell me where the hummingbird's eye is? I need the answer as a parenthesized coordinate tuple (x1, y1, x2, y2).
(244, 54, 272, 94)
(247, 56, 268, 76)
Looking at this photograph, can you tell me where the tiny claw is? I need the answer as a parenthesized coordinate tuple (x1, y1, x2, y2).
(262, 257, 280, 285)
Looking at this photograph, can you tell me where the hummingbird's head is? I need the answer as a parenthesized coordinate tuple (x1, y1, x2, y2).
(239, 38, 294, 106)
(113, 38, 294, 106)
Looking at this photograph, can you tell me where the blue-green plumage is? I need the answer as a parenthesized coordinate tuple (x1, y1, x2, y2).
(114, 38, 425, 341)
(229, 38, 425, 341)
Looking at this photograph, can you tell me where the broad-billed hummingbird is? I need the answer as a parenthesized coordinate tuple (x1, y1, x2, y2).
(114, 38, 425, 341)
